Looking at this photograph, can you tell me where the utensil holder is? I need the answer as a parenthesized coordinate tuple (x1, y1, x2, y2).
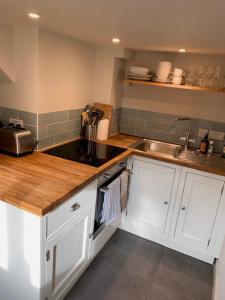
(85, 124, 97, 140)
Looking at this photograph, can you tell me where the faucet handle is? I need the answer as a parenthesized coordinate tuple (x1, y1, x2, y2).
(180, 136, 187, 142)
(188, 138, 196, 143)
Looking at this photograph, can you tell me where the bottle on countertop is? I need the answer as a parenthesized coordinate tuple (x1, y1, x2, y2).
(200, 134, 209, 154)
(207, 140, 214, 155)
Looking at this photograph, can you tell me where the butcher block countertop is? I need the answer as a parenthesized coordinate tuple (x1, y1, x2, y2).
(1, 133, 225, 216)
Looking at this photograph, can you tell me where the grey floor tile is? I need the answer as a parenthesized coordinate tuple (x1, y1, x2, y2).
(154, 250, 213, 300)
(147, 283, 194, 300)
(161, 248, 213, 285)
(65, 229, 213, 300)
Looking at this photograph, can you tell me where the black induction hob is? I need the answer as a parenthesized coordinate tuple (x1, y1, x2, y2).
(44, 139, 126, 167)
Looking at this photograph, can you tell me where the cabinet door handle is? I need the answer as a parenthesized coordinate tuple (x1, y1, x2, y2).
(164, 201, 168, 205)
(70, 203, 80, 212)
(181, 206, 186, 211)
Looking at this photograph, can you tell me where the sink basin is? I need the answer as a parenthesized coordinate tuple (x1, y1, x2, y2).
(133, 139, 182, 157)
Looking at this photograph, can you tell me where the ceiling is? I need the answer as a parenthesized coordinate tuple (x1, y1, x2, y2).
(0, 0, 225, 54)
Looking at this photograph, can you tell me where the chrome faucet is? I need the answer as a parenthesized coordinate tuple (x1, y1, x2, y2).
(174, 117, 195, 151)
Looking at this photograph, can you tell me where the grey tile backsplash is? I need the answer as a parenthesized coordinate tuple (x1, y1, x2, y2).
(37, 109, 82, 149)
(0, 106, 121, 150)
(2, 105, 223, 153)
(111, 107, 122, 135)
(120, 107, 225, 153)
(0, 106, 82, 149)
(0, 107, 38, 140)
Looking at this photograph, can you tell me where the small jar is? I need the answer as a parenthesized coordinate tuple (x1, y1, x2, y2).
(207, 141, 214, 155)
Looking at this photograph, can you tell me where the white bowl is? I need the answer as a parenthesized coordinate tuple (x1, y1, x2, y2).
(128, 66, 149, 75)
(156, 75, 169, 80)
(156, 61, 172, 73)
(156, 71, 170, 80)
(172, 76, 182, 85)
(158, 61, 172, 68)
(173, 68, 183, 76)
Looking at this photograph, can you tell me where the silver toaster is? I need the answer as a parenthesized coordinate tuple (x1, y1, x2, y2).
(0, 126, 34, 156)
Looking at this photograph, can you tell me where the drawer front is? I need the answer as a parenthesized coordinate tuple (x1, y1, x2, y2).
(47, 180, 97, 238)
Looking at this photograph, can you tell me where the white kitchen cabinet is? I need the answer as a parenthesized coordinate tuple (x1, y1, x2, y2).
(0, 180, 97, 300)
(172, 170, 224, 253)
(45, 205, 95, 300)
(121, 156, 225, 263)
(121, 156, 181, 243)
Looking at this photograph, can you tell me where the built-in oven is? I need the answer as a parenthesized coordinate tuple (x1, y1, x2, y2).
(91, 159, 128, 258)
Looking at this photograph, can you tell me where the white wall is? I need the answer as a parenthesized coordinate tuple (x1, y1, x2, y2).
(214, 238, 225, 300)
(111, 58, 126, 108)
(123, 51, 225, 122)
(93, 46, 129, 107)
(0, 25, 39, 113)
(38, 29, 96, 113)
(0, 23, 14, 80)
(0, 27, 97, 114)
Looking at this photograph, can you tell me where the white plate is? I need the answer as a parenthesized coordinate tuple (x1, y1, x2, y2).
(128, 66, 149, 75)
(152, 77, 170, 83)
(128, 73, 151, 78)
(128, 77, 151, 81)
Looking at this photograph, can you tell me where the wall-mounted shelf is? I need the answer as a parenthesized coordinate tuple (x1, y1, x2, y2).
(123, 79, 225, 94)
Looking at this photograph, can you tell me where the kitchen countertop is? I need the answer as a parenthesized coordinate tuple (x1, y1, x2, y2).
(0, 133, 225, 216)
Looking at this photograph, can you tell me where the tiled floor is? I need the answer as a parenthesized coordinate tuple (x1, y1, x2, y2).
(65, 229, 213, 300)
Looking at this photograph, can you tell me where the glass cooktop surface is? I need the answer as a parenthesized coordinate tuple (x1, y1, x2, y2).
(44, 139, 126, 167)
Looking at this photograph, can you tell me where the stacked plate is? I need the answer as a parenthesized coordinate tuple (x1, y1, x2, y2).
(127, 66, 152, 81)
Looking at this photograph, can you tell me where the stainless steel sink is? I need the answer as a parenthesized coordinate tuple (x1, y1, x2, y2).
(133, 139, 183, 157)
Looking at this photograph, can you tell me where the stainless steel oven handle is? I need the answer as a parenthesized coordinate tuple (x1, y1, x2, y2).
(103, 172, 111, 179)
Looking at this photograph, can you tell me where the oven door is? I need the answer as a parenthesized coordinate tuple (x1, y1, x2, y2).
(91, 175, 122, 259)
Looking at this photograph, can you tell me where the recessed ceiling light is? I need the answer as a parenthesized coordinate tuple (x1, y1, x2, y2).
(178, 48, 187, 53)
(28, 12, 41, 19)
(112, 38, 120, 44)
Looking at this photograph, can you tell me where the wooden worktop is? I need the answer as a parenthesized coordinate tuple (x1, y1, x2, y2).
(1, 133, 225, 216)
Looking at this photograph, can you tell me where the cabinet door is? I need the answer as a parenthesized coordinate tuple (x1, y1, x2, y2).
(174, 172, 224, 251)
(45, 205, 94, 300)
(127, 159, 176, 236)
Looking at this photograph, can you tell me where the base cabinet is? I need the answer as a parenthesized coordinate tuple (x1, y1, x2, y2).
(121, 156, 225, 263)
(0, 180, 97, 300)
(173, 171, 224, 252)
(125, 158, 180, 240)
(45, 205, 95, 300)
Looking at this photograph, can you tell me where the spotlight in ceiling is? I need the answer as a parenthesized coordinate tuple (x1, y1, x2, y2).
(28, 12, 41, 19)
(178, 48, 187, 53)
(112, 38, 120, 44)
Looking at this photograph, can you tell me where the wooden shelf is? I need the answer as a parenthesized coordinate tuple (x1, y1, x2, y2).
(123, 79, 225, 94)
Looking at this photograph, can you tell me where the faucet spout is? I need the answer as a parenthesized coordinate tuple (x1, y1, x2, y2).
(174, 117, 192, 151)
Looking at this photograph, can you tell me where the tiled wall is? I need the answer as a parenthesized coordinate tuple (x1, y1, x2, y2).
(0, 106, 81, 149)
(0, 106, 121, 150)
(111, 107, 122, 135)
(0, 107, 37, 141)
(37, 109, 82, 149)
(120, 107, 225, 153)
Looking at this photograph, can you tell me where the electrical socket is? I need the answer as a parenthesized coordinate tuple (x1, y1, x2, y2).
(198, 128, 208, 138)
(9, 118, 24, 128)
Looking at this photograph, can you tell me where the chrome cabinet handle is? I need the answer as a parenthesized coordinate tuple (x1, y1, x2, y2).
(181, 206, 186, 211)
(164, 201, 168, 205)
(104, 173, 110, 179)
(70, 203, 80, 212)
